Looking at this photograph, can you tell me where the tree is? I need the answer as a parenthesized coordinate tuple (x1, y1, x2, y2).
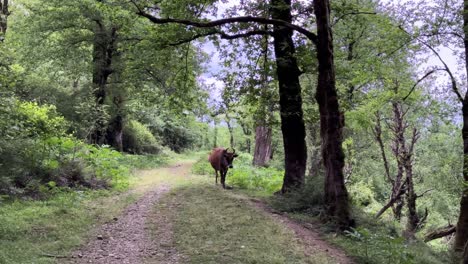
(270, 0, 307, 191)
(455, 0, 468, 250)
(385, 0, 468, 250)
(314, 0, 351, 228)
(0, 0, 8, 41)
(133, 0, 353, 227)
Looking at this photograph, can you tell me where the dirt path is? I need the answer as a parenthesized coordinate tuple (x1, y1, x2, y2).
(68, 163, 192, 264)
(67, 161, 352, 264)
(250, 199, 354, 264)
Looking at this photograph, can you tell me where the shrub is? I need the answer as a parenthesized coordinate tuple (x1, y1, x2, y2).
(0, 98, 130, 197)
(191, 153, 283, 194)
(123, 120, 161, 154)
(349, 181, 376, 207)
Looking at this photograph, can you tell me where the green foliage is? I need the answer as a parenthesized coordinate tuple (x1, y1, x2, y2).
(0, 98, 130, 196)
(348, 181, 376, 207)
(333, 224, 450, 264)
(123, 120, 161, 154)
(0, 98, 67, 139)
(191, 153, 283, 193)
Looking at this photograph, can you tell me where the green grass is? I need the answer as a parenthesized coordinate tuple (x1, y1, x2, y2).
(0, 151, 182, 264)
(191, 153, 284, 194)
(0, 189, 138, 263)
(276, 209, 453, 264)
(150, 184, 335, 264)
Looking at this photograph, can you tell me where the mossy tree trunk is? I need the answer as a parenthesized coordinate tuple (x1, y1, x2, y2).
(270, 0, 307, 192)
(0, 0, 8, 41)
(314, 0, 351, 229)
(455, 0, 468, 251)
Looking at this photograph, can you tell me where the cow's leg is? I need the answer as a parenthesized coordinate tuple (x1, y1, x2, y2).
(215, 170, 219, 184)
(221, 169, 226, 189)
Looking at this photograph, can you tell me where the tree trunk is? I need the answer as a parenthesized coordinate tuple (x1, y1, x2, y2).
(253, 126, 272, 167)
(106, 114, 124, 152)
(106, 95, 124, 152)
(226, 114, 235, 148)
(314, 0, 351, 229)
(455, 101, 468, 250)
(89, 20, 117, 145)
(270, 0, 307, 192)
(213, 118, 218, 148)
(0, 0, 8, 41)
(240, 123, 252, 153)
(455, 0, 468, 251)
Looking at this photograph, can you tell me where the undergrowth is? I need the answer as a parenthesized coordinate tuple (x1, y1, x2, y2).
(191, 153, 283, 193)
(0, 151, 173, 263)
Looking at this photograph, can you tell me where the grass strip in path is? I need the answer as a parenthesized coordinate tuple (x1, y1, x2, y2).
(149, 184, 337, 264)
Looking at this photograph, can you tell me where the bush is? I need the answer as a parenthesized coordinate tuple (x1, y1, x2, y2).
(349, 181, 376, 207)
(0, 98, 130, 197)
(123, 120, 161, 154)
(191, 153, 283, 193)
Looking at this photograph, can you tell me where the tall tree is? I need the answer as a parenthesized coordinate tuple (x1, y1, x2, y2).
(0, 0, 8, 41)
(270, 0, 307, 191)
(455, 0, 468, 250)
(314, 0, 351, 228)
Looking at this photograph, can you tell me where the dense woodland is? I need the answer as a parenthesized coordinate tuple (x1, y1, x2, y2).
(1, 0, 468, 263)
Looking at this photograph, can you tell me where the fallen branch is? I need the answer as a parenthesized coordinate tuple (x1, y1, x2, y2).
(424, 225, 456, 242)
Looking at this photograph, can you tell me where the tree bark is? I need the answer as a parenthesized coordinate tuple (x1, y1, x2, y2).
(455, 0, 468, 251)
(106, 95, 124, 152)
(240, 122, 252, 153)
(314, 0, 351, 229)
(270, 0, 307, 192)
(226, 113, 235, 148)
(89, 20, 118, 145)
(0, 0, 9, 41)
(424, 225, 456, 242)
(455, 101, 468, 250)
(213, 118, 219, 148)
(253, 126, 273, 167)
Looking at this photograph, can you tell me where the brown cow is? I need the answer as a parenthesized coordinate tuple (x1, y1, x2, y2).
(208, 147, 238, 189)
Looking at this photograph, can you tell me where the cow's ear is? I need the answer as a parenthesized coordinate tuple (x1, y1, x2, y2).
(233, 154, 239, 158)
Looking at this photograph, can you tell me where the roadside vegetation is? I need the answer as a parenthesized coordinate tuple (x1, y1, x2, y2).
(193, 155, 451, 264)
(1, 0, 467, 263)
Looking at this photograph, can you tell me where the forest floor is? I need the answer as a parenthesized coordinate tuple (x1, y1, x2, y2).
(67, 160, 353, 264)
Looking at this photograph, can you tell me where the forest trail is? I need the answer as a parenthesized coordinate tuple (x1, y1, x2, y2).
(67, 161, 352, 264)
(67, 162, 193, 264)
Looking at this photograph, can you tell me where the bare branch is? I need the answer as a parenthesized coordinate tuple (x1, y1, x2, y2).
(399, 26, 463, 102)
(375, 183, 407, 218)
(402, 69, 444, 101)
(131, 1, 318, 45)
(333, 11, 377, 27)
(416, 188, 434, 198)
(373, 112, 394, 184)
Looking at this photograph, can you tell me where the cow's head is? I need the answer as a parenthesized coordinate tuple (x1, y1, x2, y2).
(223, 148, 239, 169)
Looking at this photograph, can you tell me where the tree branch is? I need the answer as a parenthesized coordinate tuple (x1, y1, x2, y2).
(424, 225, 456, 242)
(333, 11, 377, 27)
(375, 183, 406, 218)
(399, 26, 463, 102)
(131, 1, 317, 45)
(402, 69, 444, 101)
